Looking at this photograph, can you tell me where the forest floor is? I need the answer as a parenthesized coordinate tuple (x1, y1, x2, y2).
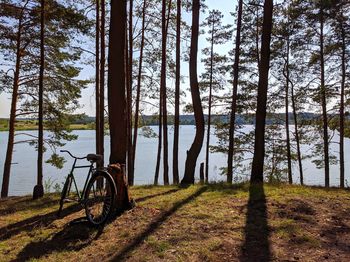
(0, 183, 349, 261)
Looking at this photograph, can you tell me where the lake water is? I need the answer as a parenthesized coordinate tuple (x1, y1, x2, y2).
(0, 125, 349, 196)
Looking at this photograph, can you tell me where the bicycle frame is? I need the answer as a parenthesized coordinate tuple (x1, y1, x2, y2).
(66, 158, 94, 201)
(58, 150, 118, 225)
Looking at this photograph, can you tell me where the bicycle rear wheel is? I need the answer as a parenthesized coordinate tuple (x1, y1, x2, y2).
(84, 172, 115, 226)
(57, 175, 72, 217)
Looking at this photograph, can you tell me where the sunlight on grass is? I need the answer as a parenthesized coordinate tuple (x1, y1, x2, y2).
(0, 183, 349, 261)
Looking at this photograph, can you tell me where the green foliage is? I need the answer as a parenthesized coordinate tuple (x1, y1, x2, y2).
(141, 126, 158, 138)
(45, 153, 66, 169)
(53, 182, 62, 193)
(43, 177, 57, 193)
(199, 9, 232, 109)
(0, 0, 92, 170)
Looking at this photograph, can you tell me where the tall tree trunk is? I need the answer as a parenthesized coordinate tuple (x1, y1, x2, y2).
(285, 31, 292, 185)
(95, 0, 101, 160)
(161, 0, 168, 185)
(108, 0, 127, 165)
(132, 0, 146, 185)
(172, 0, 181, 185)
(319, 6, 330, 188)
(255, 6, 260, 68)
(339, 14, 346, 188)
(250, 0, 273, 184)
(108, 1, 133, 210)
(181, 0, 204, 185)
(154, 107, 162, 185)
(99, 0, 105, 167)
(161, 0, 171, 185)
(290, 82, 303, 185)
(205, 23, 215, 184)
(127, 0, 134, 185)
(125, 25, 132, 175)
(155, 0, 172, 185)
(1, 4, 26, 198)
(33, 0, 45, 199)
(227, 0, 243, 184)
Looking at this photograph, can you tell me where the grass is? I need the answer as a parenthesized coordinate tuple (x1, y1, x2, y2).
(0, 119, 93, 131)
(0, 183, 349, 261)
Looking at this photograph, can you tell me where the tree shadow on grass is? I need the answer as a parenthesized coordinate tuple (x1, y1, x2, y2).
(134, 188, 181, 203)
(240, 183, 271, 262)
(205, 182, 248, 194)
(9, 188, 186, 260)
(1, 188, 181, 242)
(15, 217, 102, 261)
(110, 186, 208, 261)
(0, 203, 81, 241)
(0, 197, 59, 216)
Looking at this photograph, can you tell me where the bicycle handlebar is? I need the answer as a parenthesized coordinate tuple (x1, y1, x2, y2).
(60, 150, 87, 160)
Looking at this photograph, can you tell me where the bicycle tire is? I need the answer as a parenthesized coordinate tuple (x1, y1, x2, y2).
(57, 175, 72, 217)
(84, 172, 116, 226)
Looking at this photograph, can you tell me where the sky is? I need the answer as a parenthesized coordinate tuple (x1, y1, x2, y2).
(0, 0, 237, 118)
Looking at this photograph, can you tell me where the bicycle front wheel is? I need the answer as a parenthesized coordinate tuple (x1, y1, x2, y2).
(84, 172, 115, 226)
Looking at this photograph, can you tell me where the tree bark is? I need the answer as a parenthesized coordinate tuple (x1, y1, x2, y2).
(99, 0, 105, 167)
(173, 0, 181, 185)
(33, 0, 45, 199)
(291, 83, 303, 185)
(154, 108, 162, 185)
(227, 0, 243, 184)
(127, 0, 134, 185)
(200, 162, 204, 183)
(161, 0, 169, 185)
(205, 22, 215, 184)
(108, 0, 127, 165)
(285, 31, 292, 185)
(181, 0, 204, 185)
(255, 6, 260, 68)
(1, 3, 26, 198)
(339, 12, 346, 188)
(132, 0, 146, 185)
(108, 164, 134, 211)
(250, 0, 273, 184)
(319, 6, 330, 188)
(95, 0, 101, 161)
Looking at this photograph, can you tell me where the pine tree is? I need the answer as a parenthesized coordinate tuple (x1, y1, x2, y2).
(201, 9, 231, 183)
(99, 0, 106, 168)
(0, 0, 91, 197)
(173, 0, 181, 185)
(132, 0, 147, 185)
(127, 0, 134, 185)
(250, 0, 273, 184)
(328, 0, 350, 188)
(33, 0, 45, 199)
(227, 0, 243, 184)
(95, 0, 101, 167)
(182, 0, 204, 184)
(108, 0, 127, 164)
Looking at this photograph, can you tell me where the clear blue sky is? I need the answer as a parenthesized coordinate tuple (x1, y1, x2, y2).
(0, 0, 236, 118)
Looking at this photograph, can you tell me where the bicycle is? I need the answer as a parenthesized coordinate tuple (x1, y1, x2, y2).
(57, 150, 117, 226)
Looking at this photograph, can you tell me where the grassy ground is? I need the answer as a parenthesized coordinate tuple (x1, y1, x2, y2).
(0, 119, 93, 131)
(0, 183, 349, 261)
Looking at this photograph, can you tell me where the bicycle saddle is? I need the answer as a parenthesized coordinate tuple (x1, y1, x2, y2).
(86, 154, 103, 163)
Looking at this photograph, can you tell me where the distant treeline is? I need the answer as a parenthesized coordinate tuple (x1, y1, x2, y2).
(1, 113, 348, 129)
(70, 112, 349, 126)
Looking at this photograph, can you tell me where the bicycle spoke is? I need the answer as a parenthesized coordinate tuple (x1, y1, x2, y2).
(99, 185, 103, 197)
(85, 174, 115, 225)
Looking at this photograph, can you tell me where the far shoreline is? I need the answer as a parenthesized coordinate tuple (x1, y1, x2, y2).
(0, 124, 200, 132)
